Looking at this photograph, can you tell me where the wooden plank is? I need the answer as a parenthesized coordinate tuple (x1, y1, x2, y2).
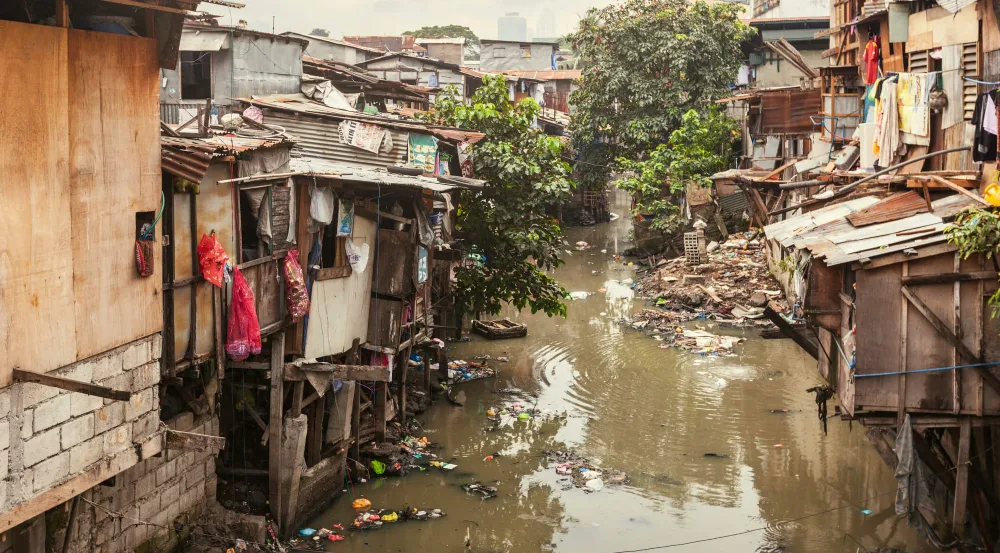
(306, 397, 324, 467)
(315, 266, 352, 281)
(373, 229, 414, 297)
(899, 263, 908, 427)
(954, 417, 972, 536)
(268, 332, 285, 526)
(0, 433, 162, 534)
(919, 180, 934, 213)
(69, 29, 163, 361)
(374, 383, 387, 441)
(165, 429, 226, 452)
(290, 381, 305, 417)
(228, 361, 270, 370)
(12, 368, 130, 401)
(902, 271, 998, 285)
(763, 306, 818, 359)
(283, 363, 391, 382)
(55, 0, 69, 27)
(954, 254, 962, 415)
(214, 287, 225, 380)
(761, 159, 799, 181)
(914, 176, 990, 206)
(901, 286, 1000, 394)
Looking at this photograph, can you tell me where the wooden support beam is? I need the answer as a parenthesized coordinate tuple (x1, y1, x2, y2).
(374, 383, 387, 442)
(901, 286, 1000, 394)
(290, 381, 305, 418)
(954, 418, 972, 536)
(901, 271, 998, 286)
(283, 363, 391, 382)
(763, 306, 818, 359)
(228, 361, 269, 370)
(55, 0, 69, 28)
(762, 159, 799, 181)
(306, 397, 324, 467)
(268, 333, 285, 527)
(423, 351, 432, 393)
(165, 429, 226, 452)
(12, 369, 130, 402)
(919, 180, 934, 213)
(214, 287, 226, 380)
(899, 263, 909, 426)
(914, 175, 991, 207)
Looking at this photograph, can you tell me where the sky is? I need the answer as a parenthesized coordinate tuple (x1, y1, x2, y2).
(226, 0, 616, 41)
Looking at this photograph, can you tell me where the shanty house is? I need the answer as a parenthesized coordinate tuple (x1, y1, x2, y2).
(0, 1, 233, 552)
(479, 39, 558, 71)
(160, 23, 307, 126)
(282, 31, 384, 65)
(414, 37, 466, 65)
(356, 53, 467, 97)
(746, 0, 829, 88)
(484, 69, 581, 113)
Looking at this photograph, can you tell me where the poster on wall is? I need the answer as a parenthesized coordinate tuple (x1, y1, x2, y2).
(417, 246, 429, 284)
(336, 199, 355, 236)
(408, 134, 439, 173)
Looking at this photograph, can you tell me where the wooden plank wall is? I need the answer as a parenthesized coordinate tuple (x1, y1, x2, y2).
(853, 252, 1000, 415)
(0, 21, 162, 386)
(304, 215, 377, 358)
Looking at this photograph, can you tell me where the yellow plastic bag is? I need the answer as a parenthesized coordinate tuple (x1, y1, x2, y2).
(985, 174, 1000, 207)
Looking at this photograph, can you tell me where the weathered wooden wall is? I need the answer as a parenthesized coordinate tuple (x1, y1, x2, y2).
(0, 21, 162, 387)
(304, 215, 377, 358)
(852, 252, 1000, 416)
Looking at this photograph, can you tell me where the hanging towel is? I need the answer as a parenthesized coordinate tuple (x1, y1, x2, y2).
(875, 79, 900, 167)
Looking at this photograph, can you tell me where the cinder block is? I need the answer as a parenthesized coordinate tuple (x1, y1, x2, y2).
(132, 411, 158, 441)
(34, 394, 72, 432)
(0, 449, 8, 480)
(125, 388, 153, 422)
(167, 412, 194, 432)
(94, 518, 116, 545)
(137, 494, 160, 523)
(61, 414, 95, 450)
(0, 389, 10, 419)
(32, 451, 69, 492)
(131, 362, 160, 392)
(70, 393, 104, 418)
(23, 383, 60, 410)
(102, 425, 131, 455)
(184, 461, 205, 490)
(122, 341, 152, 372)
(69, 436, 103, 474)
(24, 427, 60, 467)
(160, 481, 180, 508)
(135, 471, 155, 500)
(92, 354, 124, 381)
(0, 418, 9, 450)
(21, 409, 33, 440)
(204, 474, 217, 503)
(94, 404, 126, 434)
(57, 361, 93, 387)
(151, 334, 162, 360)
(155, 459, 176, 487)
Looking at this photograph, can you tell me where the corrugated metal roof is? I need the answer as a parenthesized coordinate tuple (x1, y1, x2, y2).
(482, 69, 582, 81)
(161, 135, 291, 182)
(845, 191, 929, 226)
(289, 158, 484, 192)
(764, 194, 979, 266)
(268, 112, 409, 170)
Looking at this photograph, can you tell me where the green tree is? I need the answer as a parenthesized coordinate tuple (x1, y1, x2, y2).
(309, 28, 330, 37)
(421, 75, 574, 317)
(404, 24, 481, 58)
(616, 108, 737, 231)
(569, 0, 753, 188)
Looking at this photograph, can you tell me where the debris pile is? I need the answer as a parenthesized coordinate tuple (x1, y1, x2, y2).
(461, 482, 498, 499)
(352, 506, 447, 530)
(362, 434, 441, 477)
(429, 359, 498, 383)
(543, 450, 630, 492)
(485, 402, 567, 428)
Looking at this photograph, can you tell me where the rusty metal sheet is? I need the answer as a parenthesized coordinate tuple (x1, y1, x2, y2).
(846, 191, 929, 227)
(759, 89, 822, 135)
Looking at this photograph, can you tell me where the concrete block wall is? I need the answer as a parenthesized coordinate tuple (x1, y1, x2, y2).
(0, 334, 162, 513)
(58, 413, 220, 553)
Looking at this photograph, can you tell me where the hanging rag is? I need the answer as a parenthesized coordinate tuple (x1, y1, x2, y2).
(243, 188, 273, 249)
(413, 199, 435, 248)
(973, 90, 999, 163)
(894, 414, 937, 519)
(875, 78, 901, 167)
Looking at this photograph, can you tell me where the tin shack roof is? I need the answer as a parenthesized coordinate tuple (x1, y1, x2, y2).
(288, 158, 485, 193)
(161, 135, 293, 182)
(763, 193, 980, 267)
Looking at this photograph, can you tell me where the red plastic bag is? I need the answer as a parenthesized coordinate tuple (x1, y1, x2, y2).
(282, 249, 310, 321)
(226, 267, 262, 361)
(197, 234, 229, 287)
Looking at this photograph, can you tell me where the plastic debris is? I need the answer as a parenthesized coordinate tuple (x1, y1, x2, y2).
(299, 528, 317, 537)
(461, 482, 498, 499)
(352, 498, 372, 510)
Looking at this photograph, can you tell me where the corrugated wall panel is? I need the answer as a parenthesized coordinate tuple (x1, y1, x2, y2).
(267, 112, 408, 169)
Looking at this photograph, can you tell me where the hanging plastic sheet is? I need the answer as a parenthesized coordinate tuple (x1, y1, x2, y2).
(336, 199, 355, 237)
(894, 414, 937, 519)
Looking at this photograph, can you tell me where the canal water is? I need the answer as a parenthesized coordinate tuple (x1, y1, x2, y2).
(308, 189, 935, 553)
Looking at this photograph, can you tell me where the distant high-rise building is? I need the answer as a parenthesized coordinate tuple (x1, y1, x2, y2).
(498, 12, 527, 42)
(535, 8, 557, 40)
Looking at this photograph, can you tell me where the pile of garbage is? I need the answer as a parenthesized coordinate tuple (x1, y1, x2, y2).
(362, 435, 441, 477)
(543, 450, 630, 492)
(486, 402, 566, 427)
(351, 506, 447, 530)
(296, 525, 347, 545)
(429, 359, 498, 383)
(461, 482, 498, 499)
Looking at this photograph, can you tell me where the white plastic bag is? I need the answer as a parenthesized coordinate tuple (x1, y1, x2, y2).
(310, 184, 335, 225)
(345, 240, 370, 273)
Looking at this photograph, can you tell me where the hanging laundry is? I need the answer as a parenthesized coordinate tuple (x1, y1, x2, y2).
(972, 90, 999, 163)
(874, 78, 900, 168)
(863, 35, 881, 86)
(896, 73, 931, 145)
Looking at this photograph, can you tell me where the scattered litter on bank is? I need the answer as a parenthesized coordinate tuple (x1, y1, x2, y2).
(543, 450, 629, 492)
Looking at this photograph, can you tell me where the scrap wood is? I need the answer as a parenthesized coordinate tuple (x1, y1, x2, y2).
(914, 176, 990, 206)
(697, 284, 723, 303)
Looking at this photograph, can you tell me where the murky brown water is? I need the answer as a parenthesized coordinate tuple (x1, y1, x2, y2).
(308, 189, 935, 553)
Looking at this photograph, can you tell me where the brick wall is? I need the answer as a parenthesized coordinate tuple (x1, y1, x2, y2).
(0, 334, 162, 513)
(55, 414, 220, 553)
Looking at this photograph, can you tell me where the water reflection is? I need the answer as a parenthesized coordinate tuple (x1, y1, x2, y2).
(309, 189, 933, 553)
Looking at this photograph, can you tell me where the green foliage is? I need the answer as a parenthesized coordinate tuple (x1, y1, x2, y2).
(615, 108, 736, 231)
(309, 28, 330, 37)
(421, 75, 575, 317)
(404, 24, 481, 47)
(569, 0, 754, 188)
(946, 208, 1000, 317)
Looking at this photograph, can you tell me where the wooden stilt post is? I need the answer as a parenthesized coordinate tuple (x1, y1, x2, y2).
(423, 349, 432, 393)
(268, 332, 285, 527)
(438, 343, 449, 384)
(374, 383, 387, 442)
(349, 338, 361, 463)
(954, 417, 972, 536)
